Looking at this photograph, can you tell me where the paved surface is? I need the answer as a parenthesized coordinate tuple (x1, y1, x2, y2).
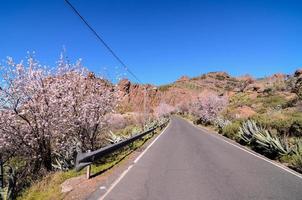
(103, 117, 302, 200)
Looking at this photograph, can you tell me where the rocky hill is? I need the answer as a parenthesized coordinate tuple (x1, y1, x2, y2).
(118, 69, 302, 116)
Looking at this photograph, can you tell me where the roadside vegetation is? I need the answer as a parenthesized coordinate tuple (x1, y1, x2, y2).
(0, 54, 171, 199)
(19, 123, 165, 200)
(177, 69, 302, 173)
(1, 53, 302, 199)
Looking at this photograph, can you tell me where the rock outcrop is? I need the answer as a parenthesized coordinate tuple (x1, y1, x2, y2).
(117, 69, 299, 113)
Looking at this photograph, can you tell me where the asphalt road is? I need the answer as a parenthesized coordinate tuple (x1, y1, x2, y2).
(102, 116, 302, 200)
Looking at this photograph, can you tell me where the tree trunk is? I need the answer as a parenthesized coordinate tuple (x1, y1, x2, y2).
(41, 141, 52, 171)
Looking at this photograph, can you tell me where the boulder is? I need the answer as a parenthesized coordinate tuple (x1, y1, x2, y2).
(294, 69, 302, 77)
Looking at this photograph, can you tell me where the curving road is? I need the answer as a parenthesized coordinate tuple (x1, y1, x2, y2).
(101, 116, 302, 200)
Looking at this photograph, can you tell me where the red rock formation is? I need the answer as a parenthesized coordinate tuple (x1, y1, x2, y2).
(117, 69, 299, 113)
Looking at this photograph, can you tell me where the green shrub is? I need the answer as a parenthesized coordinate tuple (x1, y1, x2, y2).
(281, 141, 302, 173)
(158, 84, 172, 92)
(222, 121, 241, 141)
(272, 80, 287, 91)
(282, 97, 298, 108)
(249, 114, 271, 128)
(115, 125, 141, 137)
(292, 141, 302, 172)
(248, 112, 302, 137)
(193, 117, 206, 125)
(256, 95, 288, 109)
(250, 114, 292, 136)
(229, 93, 252, 107)
(289, 111, 302, 119)
(289, 119, 302, 137)
(263, 87, 273, 95)
(293, 77, 302, 100)
(182, 82, 200, 90)
(268, 118, 292, 135)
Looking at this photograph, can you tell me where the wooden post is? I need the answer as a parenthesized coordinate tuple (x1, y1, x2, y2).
(86, 165, 91, 179)
(0, 155, 3, 189)
(86, 150, 91, 179)
(0, 155, 3, 200)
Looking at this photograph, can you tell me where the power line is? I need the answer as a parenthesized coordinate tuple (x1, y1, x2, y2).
(64, 0, 143, 84)
(64, 0, 148, 125)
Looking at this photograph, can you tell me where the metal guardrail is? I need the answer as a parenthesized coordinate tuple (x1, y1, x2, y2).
(75, 120, 169, 176)
(0, 156, 16, 200)
(0, 157, 3, 191)
(0, 157, 3, 200)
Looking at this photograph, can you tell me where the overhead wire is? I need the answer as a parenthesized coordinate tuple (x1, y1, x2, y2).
(64, 0, 143, 84)
(64, 0, 149, 124)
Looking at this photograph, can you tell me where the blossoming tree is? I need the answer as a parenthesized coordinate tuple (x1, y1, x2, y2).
(0, 55, 117, 172)
(191, 91, 228, 125)
(154, 102, 175, 118)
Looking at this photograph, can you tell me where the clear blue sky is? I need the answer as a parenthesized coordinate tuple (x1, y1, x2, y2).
(1, 0, 302, 85)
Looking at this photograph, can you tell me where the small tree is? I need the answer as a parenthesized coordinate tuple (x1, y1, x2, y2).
(106, 113, 127, 130)
(176, 102, 190, 114)
(191, 92, 228, 125)
(50, 66, 117, 152)
(0, 56, 56, 171)
(294, 77, 302, 100)
(155, 103, 175, 118)
(0, 55, 117, 174)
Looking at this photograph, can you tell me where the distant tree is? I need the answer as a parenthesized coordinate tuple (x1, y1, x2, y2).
(287, 69, 302, 100)
(239, 75, 254, 92)
(294, 78, 302, 100)
(191, 92, 228, 125)
(176, 102, 190, 114)
(155, 103, 175, 118)
(106, 113, 127, 130)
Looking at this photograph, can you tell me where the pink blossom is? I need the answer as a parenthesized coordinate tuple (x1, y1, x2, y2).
(155, 103, 175, 118)
(191, 92, 228, 124)
(0, 55, 118, 171)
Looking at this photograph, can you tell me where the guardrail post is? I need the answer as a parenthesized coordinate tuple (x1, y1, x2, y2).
(86, 150, 91, 179)
(7, 166, 16, 200)
(86, 165, 91, 179)
(0, 155, 3, 200)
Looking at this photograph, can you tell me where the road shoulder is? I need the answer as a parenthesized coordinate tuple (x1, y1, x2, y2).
(62, 123, 170, 200)
(179, 115, 302, 180)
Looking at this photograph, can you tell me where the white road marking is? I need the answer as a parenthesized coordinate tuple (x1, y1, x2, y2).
(99, 122, 171, 200)
(99, 165, 133, 200)
(134, 125, 169, 163)
(194, 123, 302, 180)
(99, 186, 106, 190)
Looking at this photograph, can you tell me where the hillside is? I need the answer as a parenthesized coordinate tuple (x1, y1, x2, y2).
(118, 69, 302, 117)
(117, 68, 302, 174)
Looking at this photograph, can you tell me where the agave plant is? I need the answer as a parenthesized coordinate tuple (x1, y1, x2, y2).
(238, 120, 262, 144)
(253, 129, 290, 157)
(52, 151, 76, 171)
(106, 131, 129, 144)
(214, 117, 231, 130)
(51, 138, 80, 171)
(144, 120, 159, 131)
(238, 120, 290, 158)
(144, 117, 169, 131)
